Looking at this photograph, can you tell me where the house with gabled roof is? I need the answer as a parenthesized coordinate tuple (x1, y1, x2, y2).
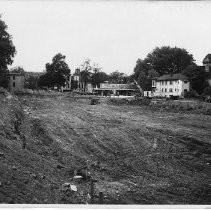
(152, 73, 190, 98)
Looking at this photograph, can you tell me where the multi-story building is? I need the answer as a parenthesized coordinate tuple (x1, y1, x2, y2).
(202, 54, 211, 86)
(152, 74, 190, 98)
(8, 72, 25, 93)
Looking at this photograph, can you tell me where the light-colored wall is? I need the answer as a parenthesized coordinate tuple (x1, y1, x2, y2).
(204, 64, 211, 72)
(153, 80, 189, 97)
(9, 75, 24, 92)
(204, 64, 211, 86)
(100, 83, 127, 89)
(144, 91, 153, 97)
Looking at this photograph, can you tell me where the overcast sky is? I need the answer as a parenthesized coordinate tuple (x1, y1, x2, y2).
(1, 0, 211, 75)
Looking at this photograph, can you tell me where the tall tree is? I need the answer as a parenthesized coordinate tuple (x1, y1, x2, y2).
(39, 53, 70, 88)
(24, 75, 39, 90)
(133, 46, 195, 90)
(108, 71, 128, 84)
(79, 59, 94, 91)
(10, 66, 25, 75)
(91, 71, 108, 88)
(182, 64, 208, 94)
(0, 15, 16, 88)
(145, 46, 195, 75)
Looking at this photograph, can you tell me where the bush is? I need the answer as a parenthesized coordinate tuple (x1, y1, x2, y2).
(202, 86, 211, 97)
(184, 90, 199, 99)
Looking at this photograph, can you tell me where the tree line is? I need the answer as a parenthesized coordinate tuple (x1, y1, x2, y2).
(0, 15, 210, 97)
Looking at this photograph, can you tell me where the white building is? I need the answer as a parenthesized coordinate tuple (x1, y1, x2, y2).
(152, 74, 190, 98)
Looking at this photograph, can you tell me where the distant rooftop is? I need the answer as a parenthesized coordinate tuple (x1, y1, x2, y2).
(156, 73, 189, 81)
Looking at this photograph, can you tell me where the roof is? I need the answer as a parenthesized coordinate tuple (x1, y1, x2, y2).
(156, 73, 189, 81)
(9, 72, 24, 76)
(203, 54, 211, 64)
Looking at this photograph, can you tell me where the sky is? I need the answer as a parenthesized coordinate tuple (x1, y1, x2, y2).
(1, 0, 211, 75)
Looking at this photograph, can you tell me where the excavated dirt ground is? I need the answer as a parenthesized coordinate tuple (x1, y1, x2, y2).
(0, 92, 211, 204)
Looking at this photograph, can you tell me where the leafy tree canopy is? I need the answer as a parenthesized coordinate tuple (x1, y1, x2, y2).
(0, 15, 16, 88)
(91, 71, 108, 87)
(10, 66, 25, 75)
(39, 53, 70, 88)
(145, 46, 195, 75)
(182, 64, 208, 94)
(78, 59, 105, 90)
(79, 59, 93, 85)
(132, 46, 195, 90)
(108, 71, 128, 84)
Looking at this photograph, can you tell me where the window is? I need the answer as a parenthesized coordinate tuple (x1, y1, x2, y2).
(13, 76, 15, 80)
(184, 81, 188, 84)
(205, 65, 209, 72)
(165, 81, 167, 85)
(184, 89, 187, 93)
(165, 88, 167, 92)
(170, 81, 173, 85)
(169, 88, 173, 92)
(161, 88, 163, 92)
(13, 82, 15, 87)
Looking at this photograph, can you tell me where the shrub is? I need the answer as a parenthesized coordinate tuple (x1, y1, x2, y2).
(184, 90, 199, 99)
(202, 86, 211, 97)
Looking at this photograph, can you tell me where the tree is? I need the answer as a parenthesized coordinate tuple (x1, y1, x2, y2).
(182, 64, 208, 94)
(145, 46, 195, 75)
(132, 59, 159, 90)
(79, 59, 92, 91)
(0, 15, 16, 88)
(24, 75, 39, 90)
(38, 53, 70, 88)
(38, 73, 52, 88)
(108, 71, 128, 84)
(10, 66, 25, 75)
(132, 46, 195, 91)
(202, 86, 211, 97)
(92, 62, 102, 74)
(71, 79, 78, 90)
(91, 71, 108, 88)
(137, 71, 151, 91)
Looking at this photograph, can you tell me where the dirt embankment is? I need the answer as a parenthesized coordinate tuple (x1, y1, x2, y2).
(0, 92, 211, 204)
(0, 93, 88, 204)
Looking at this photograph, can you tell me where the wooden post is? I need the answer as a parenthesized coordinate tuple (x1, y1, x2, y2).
(99, 192, 104, 204)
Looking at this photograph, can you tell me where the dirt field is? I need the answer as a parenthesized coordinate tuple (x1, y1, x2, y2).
(0, 93, 211, 204)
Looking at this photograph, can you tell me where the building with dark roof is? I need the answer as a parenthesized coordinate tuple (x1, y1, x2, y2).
(152, 73, 190, 98)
